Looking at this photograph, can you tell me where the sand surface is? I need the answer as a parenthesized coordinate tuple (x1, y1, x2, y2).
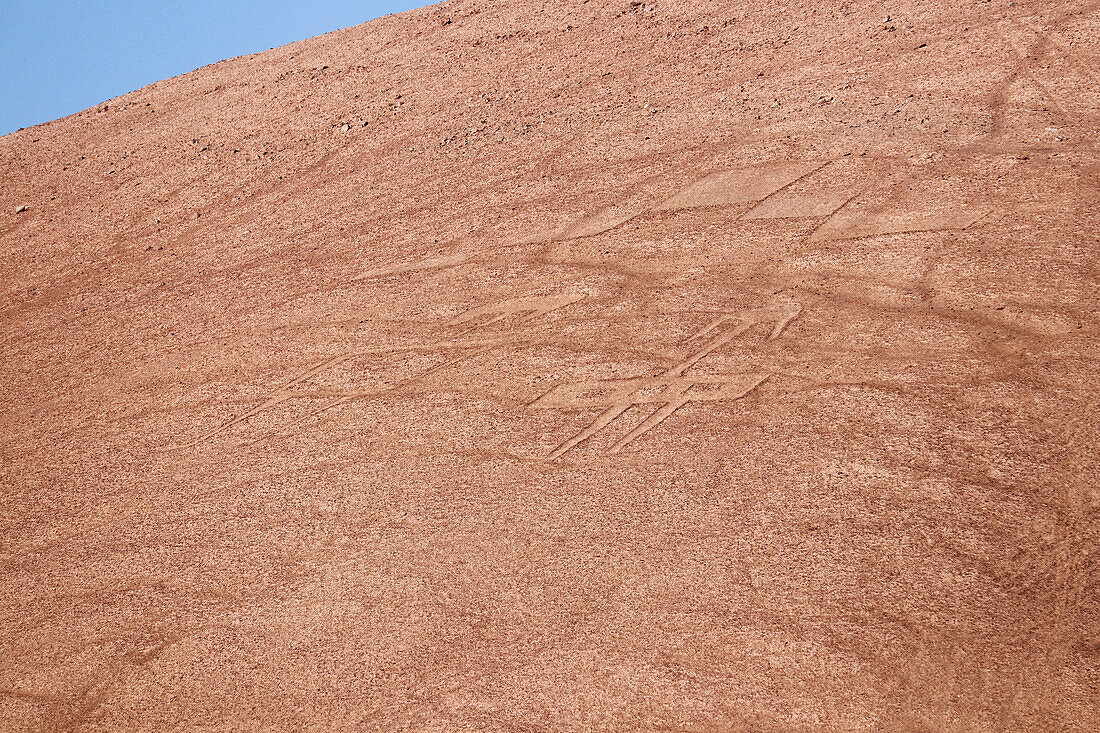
(2, 0, 1099, 729)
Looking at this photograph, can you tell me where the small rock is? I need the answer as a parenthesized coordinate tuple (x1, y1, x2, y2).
(16, 205, 28, 214)
(341, 124, 351, 132)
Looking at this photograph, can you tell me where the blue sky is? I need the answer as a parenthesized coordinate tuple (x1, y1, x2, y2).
(0, 1, 426, 137)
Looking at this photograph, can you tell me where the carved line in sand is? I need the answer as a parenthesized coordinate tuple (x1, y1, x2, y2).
(448, 294, 584, 334)
(532, 301, 801, 459)
(540, 158, 991, 242)
(657, 161, 826, 211)
(355, 253, 470, 280)
(808, 206, 992, 242)
(185, 293, 584, 447)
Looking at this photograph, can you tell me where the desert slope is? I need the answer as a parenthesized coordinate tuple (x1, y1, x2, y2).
(1, 0, 1099, 729)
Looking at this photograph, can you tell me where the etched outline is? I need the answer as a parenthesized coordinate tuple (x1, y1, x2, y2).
(185, 293, 585, 447)
(535, 301, 801, 458)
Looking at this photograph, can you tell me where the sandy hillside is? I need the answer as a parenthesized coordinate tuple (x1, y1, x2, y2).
(1, 0, 1098, 729)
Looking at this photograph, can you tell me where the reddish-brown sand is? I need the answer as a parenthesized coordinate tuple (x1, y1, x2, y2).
(2, 0, 1099, 729)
